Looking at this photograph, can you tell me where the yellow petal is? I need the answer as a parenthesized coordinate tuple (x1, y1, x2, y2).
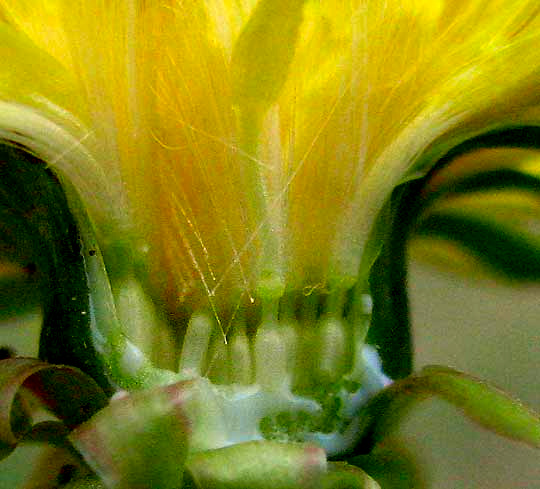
(1, 0, 540, 328)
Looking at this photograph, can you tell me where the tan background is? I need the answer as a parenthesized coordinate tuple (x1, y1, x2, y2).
(402, 261, 540, 488)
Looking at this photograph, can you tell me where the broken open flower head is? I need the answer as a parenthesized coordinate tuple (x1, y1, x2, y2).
(2, 0, 540, 470)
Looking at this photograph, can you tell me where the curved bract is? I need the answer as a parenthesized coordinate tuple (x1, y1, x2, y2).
(370, 129, 540, 379)
(408, 135, 540, 282)
(1, 1, 540, 488)
(0, 143, 113, 392)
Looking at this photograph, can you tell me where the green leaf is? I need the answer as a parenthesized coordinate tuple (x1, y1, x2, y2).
(367, 185, 413, 380)
(70, 384, 191, 489)
(0, 142, 114, 393)
(0, 358, 107, 460)
(349, 441, 426, 489)
(354, 366, 540, 454)
(367, 135, 540, 378)
(0, 142, 175, 392)
(367, 132, 540, 381)
(185, 441, 326, 489)
(322, 463, 381, 489)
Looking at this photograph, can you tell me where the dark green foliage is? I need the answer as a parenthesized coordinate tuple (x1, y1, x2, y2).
(0, 142, 112, 393)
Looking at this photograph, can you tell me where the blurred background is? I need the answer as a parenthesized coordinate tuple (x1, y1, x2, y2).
(401, 260, 540, 488)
